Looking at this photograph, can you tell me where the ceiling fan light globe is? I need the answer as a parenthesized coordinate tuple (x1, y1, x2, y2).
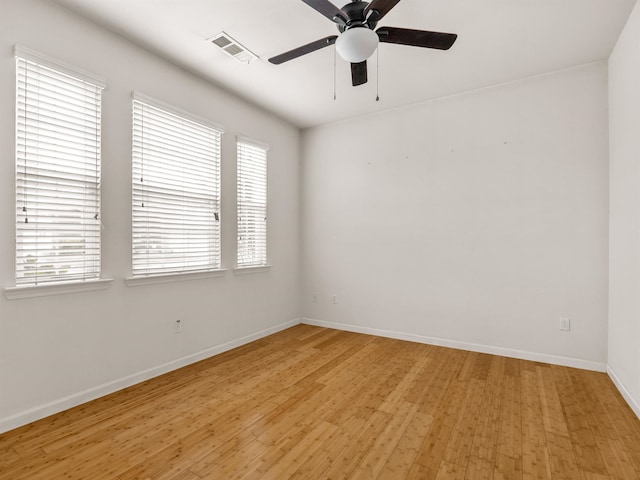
(335, 27, 378, 63)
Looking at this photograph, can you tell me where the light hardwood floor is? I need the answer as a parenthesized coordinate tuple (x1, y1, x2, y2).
(1, 325, 640, 479)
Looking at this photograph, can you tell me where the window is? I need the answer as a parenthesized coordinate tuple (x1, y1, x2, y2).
(237, 136, 268, 268)
(15, 48, 104, 286)
(132, 94, 223, 277)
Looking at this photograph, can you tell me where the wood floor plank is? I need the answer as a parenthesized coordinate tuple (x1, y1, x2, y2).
(1, 325, 640, 480)
(536, 364, 583, 480)
(442, 377, 485, 470)
(493, 359, 523, 480)
(319, 409, 392, 479)
(413, 379, 467, 477)
(557, 368, 610, 477)
(464, 354, 505, 480)
(348, 401, 418, 479)
(435, 461, 467, 479)
(520, 368, 552, 480)
(288, 420, 358, 480)
(260, 421, 338, 480)
(376, 411, 434, 479)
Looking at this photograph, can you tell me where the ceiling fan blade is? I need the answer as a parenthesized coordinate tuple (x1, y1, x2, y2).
(351, 61, 368, 86)
(364, 0, 402, 22)
(300, 0, 346, 23)
(377, 27, 457, 50)
(269, 35, 338, 65)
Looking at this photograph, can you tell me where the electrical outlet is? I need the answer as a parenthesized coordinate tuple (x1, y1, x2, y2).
(312, 293, 318, 303)
(560, 317, 571, 332)
(174, 319, 182, 334)
(332, 294, 338, 304)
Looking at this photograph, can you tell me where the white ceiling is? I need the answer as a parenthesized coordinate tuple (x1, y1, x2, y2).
(52, 0, 636, 128)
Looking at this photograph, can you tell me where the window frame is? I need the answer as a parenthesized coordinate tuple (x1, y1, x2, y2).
(235, 135, 270, 271)
(129, 92, 225, 282)
(11, 46, 109, 296)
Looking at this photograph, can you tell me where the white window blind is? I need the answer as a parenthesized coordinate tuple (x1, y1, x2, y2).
(15, 53, 103, 286)
(237, 137, 268, 268)
(132, 95, 222, 276)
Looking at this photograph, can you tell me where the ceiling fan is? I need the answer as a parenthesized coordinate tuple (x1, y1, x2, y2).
(268, 0, 457, 87)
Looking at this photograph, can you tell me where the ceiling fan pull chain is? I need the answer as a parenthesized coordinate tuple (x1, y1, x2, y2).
(333, 45, 337, 100)
(376, 47, 380, 102)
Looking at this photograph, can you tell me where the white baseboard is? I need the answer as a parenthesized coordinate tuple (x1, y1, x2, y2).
(0, 318, 301, 434)
(607, 365, 640, 420)
(301, 318, 607, 373)
(3, 317, 616, 434)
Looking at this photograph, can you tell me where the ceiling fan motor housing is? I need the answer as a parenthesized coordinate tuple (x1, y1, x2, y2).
(336, 1, 379, 32)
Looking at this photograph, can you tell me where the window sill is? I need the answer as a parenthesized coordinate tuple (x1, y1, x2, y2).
(126, 269, 227, 287)
(233, 265, 272, 275)
(4, 278, 114, 300)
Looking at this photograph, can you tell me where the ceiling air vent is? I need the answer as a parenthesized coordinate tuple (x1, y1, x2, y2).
(209, 32, 257, 64)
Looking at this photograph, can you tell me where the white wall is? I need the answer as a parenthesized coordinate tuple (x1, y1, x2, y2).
(608, 1, 640, 418)
(301, 62, 610, 370)
(0, 0, 300, 432)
